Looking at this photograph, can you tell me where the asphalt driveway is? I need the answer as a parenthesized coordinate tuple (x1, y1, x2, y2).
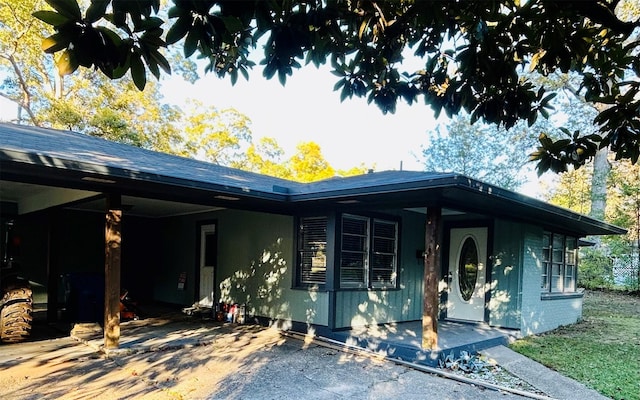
(0, 324, 528, 400)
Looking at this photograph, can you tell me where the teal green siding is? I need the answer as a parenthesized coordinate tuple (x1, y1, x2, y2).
(215, 210, 328, 326)
(154, 209, 329, 326)
(489, 219, 524, 329)
(153, 214, 197, 305)
(334, 210, 425, 329)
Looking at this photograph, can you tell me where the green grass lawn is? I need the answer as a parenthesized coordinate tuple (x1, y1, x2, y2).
(509, 290, 640, 400)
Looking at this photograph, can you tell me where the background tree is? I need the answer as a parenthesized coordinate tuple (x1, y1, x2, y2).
(1, 0, 70, 124)
(543, 166, 593, 215)
(179, 99, 252, 166)
(545, 159, 640, 290)
(607, 161, 640, 290)
(287, 142, 336, 183)
(422, 114, 540, 190)
(243, 138, 368, 182)
(241, 137, 291, 179)
(0, 0, 184, 152)
(33, 0, 640, 174)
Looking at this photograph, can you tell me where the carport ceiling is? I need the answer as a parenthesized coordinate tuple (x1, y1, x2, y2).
(69, 195, 224, 218)
(1, 180, 223, 218)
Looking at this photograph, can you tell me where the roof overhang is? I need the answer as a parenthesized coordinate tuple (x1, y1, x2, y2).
(284, 174, 625, 236)
(0, 123, 626, 236)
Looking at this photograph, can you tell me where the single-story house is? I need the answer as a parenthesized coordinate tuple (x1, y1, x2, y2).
(0, 123, 625, 351)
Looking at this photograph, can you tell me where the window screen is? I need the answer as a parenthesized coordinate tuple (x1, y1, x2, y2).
(298, 217, 327, 285)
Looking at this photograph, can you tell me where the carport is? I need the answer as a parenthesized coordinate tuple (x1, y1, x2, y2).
(0, 123, 298, 349)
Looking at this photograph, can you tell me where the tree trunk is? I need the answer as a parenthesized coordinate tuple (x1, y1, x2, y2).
(590, 147, 610, 221)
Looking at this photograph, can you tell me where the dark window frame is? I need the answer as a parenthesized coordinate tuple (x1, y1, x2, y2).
(541, 232, 577, 294)
(295, 216, 329, 289)
(293, 212, 400, 291)
(339, 213, 399, 290)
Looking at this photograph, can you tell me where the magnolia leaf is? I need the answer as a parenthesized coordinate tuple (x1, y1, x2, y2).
(183, 28, 199, 58)
(55, 49, 79, 75)
(111, 52, 130, 79)
(41, 32, 71, 54)
(358, 18, 370, 40)
(149, 49, 171, 74)
(168, 5, 190, 18)
(85, 0, 109, 23)
(221, 16, 243, 33)
(239, 65, 249, 81)
(95, 26, 122, 46)
(167, 16, 193, 45)
(130, 54, 147, 90)
(45, 0, 82, 20)
(529, 49, 547, 72)
(144, 52, 160, 79)
(32, 10, 70, 26)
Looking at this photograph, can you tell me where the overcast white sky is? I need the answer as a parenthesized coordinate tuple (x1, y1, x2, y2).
(0, 64, 436, 172)
(160, 63, 436, 173)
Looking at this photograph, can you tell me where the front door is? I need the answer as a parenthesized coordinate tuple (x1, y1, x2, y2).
(197, 223, 217, 308)
(446, 227, 488, 322)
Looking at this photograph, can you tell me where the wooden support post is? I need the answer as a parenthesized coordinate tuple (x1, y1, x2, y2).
(422, 206, 442, 350)
(104, 196, 122, 349)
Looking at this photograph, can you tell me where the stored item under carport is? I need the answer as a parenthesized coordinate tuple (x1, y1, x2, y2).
(0, 218, 33, 343)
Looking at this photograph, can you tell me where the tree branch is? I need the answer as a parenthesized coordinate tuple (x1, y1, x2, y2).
(573, 1, 639, 33)
(0, 53, 40, 125)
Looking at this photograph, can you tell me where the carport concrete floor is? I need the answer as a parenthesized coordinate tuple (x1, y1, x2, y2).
(0, 314, 609, 400)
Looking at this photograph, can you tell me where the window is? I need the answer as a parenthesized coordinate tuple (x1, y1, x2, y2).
(298, 217, 327, 285)
(458, 236, 479, 301)
(541, 232, 577, 293)
(340, 215, 398, 288)
(294, 214, 399, 290)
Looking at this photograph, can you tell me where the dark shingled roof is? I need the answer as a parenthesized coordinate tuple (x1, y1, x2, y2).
(0, 122, 304, 200)
(0, 123, 626, 236)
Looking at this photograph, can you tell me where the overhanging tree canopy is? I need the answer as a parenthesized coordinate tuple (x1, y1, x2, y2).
(33, 0, 640, 173)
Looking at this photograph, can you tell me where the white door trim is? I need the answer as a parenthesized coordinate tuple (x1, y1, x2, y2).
(197, 223, 217, 308)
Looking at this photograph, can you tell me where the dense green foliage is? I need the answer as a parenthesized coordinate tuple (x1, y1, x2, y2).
(1, 0, 364, 182)
(32, 0, 640, 174)
(546, 159, 640, 292)
(578, 248, 616, 289)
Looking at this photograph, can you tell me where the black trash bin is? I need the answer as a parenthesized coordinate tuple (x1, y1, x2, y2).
(59, 273, 105, 323)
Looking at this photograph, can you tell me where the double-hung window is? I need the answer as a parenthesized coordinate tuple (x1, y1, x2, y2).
(340, 215, 398, 289)
(541, 232, 577, 293)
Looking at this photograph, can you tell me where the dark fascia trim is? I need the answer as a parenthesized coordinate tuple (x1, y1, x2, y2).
(0, 153, 289, 203)
(288, 173, 461, 202)
(1, 140, 626, 237)
(450, 178, 627, 236)
(288, 173, 625, 236)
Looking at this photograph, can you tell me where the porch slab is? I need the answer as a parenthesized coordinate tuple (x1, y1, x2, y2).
(321, 320, 521, 367)
(71, 315, 518, 367)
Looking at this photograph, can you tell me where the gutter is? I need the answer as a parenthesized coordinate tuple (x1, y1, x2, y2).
(451, 176, 627, 235)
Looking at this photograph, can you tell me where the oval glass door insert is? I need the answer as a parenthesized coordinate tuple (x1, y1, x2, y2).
(458, 237, 479, 301)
